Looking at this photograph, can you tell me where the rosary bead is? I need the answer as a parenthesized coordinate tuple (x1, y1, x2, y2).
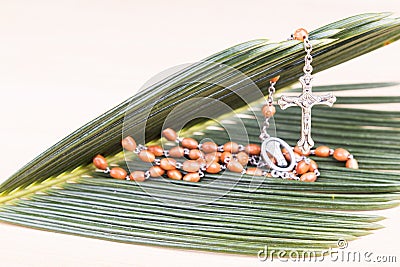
(205, 152, 220, 163)
(270, 76, 280, 83)
(296, 160, 310, 175)
(262, 104, 276, 118)
(282, 149, 301, 162)
(244, 144, 261, 155)
(346, 158, 359, 169)
(201, 141, 218, 153)
(130, 171, 146, 182)
(93, 155, 108, 170)
(189, 149, 203, 160)
(147, 145, 164, 157)
(138, 150, 156, 162)
(110, 167, 127, 180)
(167, 169, 183, 180)
(149, 166, 165, 177)
(162, 128, 177, 141)
(223, 142, 239, 153)
(246, 167, 263, 176)
(227, 159, 244, 173)
(300, 172, 317, 182)
(206, 162, 221, 174)
(294, 145, 311, 156)
(182, 160, 201, 172)
(281, 148, 291, 161)
(220, 151, 232, 164)
(315, 146, 330, 157)
(293, 28, 308, 41)
(169, 146, 185, 158)
(309, 159, 318, 172)
(183, 172, 201, 182)
(160, 158, 177, 170)
(333, 148, 350, 161)
(121, 136, 137, 152)
(181, 138, 199, 149)
(236, 152, 249, 166)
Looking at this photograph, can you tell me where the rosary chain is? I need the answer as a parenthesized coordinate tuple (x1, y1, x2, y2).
(259, 79, 277, 141)
(302, 37, 313, 78)
(267, 80, 276, 105)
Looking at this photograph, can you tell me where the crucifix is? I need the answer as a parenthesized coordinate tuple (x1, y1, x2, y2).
(278, 74, 336, 154)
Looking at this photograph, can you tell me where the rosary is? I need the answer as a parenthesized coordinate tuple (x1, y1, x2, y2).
(92, 28, 359, 183)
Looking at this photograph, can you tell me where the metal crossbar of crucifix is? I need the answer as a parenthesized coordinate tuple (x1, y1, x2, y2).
(278, 75, 336, 154)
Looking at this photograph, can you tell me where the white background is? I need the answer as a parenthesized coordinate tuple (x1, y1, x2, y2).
(0, 1, 399, 266)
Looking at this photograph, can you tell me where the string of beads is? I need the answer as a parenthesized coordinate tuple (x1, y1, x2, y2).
(93, 128, 358, 183)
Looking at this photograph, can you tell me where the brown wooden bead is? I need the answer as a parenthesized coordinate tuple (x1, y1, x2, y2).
(110, 167, 127, 180)
(262, 104, 276, 118)
(281, 148, 291, 161)
(93, 155, 108, 170)
(294, 145, 311, 156)
(138, 150, 155, 163)
(236, 152, 249, 166)
(227, 159, 244, 173)
(129, 171, 146, 182)
(149, 166, 165, 177)
(346, 158, 359, 169)
(281, 149, 299, 162)
(181, 138, 198, 149)
(300, 172, 317, 182)
(293, 28, 308, 41)
(189, 149, 203, 160)
(169, 146, 185, 158)
(246, 167, 263, 176)
(162, 128, 177, 141)
(245, 144, 261, 155)
(309, 159, 318, 172)
(201, 141, 218, 153)
(205, 152, 220, 163)
(167, 169, 182, 180)
(296, 160, 310, 175)
(270, 75, 280, 83)
(160, 158, 177, 170)
(206, 162, 221, 174)
(220, 151, 232, 164)
(283, 153, 291, 161)
(182, 160, 201, 173)
(223, 142, 239, 153)
(147, 145, 164, 157)
(183, 172, 201, 182)
(315, 146, 331, 157)
(121, 136, 137, 152)
(333, 148, 350, 161)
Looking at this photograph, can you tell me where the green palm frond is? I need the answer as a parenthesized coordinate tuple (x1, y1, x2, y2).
(0, 13, 400, 256)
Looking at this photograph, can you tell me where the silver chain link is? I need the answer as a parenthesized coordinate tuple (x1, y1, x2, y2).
(259, 120, 270, 141)
(267, 81, 276, 105)
(259, 80, 277, 141)
(302, 37, 313, 80)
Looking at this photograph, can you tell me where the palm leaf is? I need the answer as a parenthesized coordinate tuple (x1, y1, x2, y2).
(1, 13, 400, 256)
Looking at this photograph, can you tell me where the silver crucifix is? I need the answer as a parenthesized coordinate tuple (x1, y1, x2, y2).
(278, 75, 336, 154)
